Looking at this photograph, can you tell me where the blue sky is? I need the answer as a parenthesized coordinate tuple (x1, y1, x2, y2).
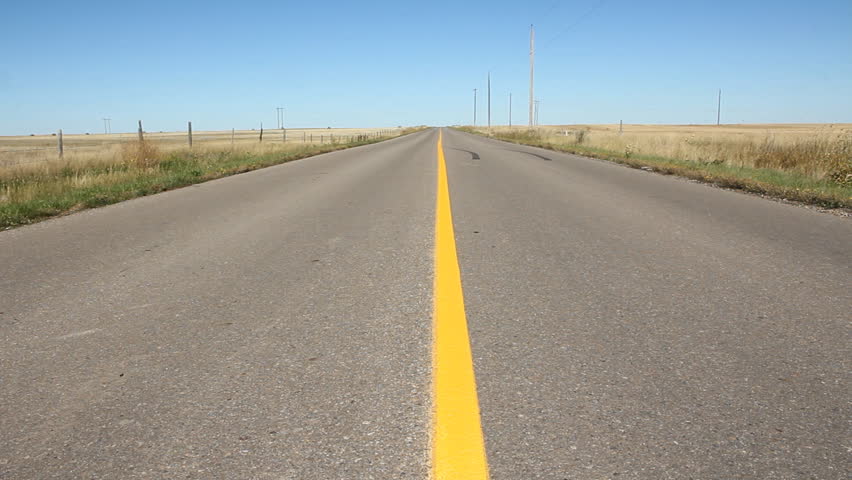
(1, 0, 850, 134)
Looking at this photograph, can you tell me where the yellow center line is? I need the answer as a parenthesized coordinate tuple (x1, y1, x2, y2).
(431, 129, 490, 479)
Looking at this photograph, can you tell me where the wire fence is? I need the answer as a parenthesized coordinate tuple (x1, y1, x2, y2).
(0, 125, 403, 168)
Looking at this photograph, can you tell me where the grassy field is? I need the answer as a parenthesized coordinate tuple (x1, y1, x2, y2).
(460, 124, 852, 209)
(0, 127, 424, 229)
(0, 127, 403, 168)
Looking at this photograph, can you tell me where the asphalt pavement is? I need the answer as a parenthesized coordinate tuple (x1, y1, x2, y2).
(1, 128, 849, 478)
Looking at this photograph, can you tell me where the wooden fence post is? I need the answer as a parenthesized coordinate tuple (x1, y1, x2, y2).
(138, 120, 144, 142)
(283, 128, 286, 143)
(259, 123, 263, 143)
(58, 129, 63, 158)
(188, 121, 193, 148)
(231, 128, 235, 146)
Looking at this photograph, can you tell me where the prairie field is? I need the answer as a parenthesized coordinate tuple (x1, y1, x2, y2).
(465, 123, 852, 208)
(0, 127, 401, 169)
(0, 127, 420, 228)
(494, 123, 852, 181)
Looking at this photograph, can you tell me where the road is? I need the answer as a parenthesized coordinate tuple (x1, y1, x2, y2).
(1, 128, 849, 479)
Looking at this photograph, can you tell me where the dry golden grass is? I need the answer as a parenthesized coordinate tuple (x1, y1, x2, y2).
(0, 127, 402, 169)
(486, 123, 852, 183)
(460, 123, 852, 208)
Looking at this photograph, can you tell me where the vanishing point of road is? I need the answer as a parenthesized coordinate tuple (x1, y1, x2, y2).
(1, 128, 849, 479)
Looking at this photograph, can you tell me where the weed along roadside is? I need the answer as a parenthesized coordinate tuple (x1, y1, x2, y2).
(0, 127, 427, 229)
(457, 126, 852, 211)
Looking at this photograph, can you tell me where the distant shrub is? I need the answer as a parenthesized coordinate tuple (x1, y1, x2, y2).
(500, 129, 544, 143)
(121, 140, 161, 168)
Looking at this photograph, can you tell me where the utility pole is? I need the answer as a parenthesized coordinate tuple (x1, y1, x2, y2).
(102, 118, 111, 135)
(716, 89, 722, 126)
(529, 24, 535, 127)
(473, 88, 477, 126)
(276, 107, 284, 129)
(487, 72, 491, 132)
(534, 100, 541, 126)
(509, 93, 512, 127)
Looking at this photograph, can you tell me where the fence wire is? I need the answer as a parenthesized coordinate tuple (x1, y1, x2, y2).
(0, 128, 403, 167)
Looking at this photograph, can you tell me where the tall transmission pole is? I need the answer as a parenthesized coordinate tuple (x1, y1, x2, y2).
(534, 100, 541, 126)
(487, 72, 491, 131)
(473, 88, 477, 126)
(529, 24, 535, 128)
(509, 93, 512, 127)
(102, 118, 111, 135)
(716, 89, 722, 126)
(276, 107, 284, 129)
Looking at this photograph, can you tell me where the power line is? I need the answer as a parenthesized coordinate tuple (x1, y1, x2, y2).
(462, 4, 607, 131)
(539, 0, 608, 51)
(540, 0, 563, 20)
